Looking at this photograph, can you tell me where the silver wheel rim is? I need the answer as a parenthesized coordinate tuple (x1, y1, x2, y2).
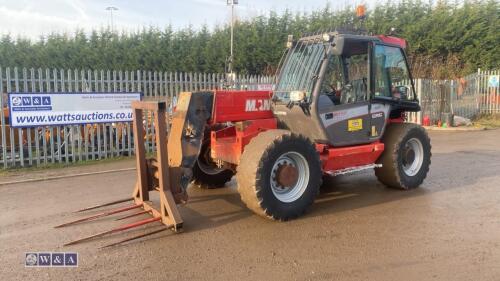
(270, 151, 310, 203)
(402, 138, 424, 177)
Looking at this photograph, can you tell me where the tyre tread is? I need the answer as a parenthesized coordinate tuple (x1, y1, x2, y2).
(375, 123, 431, 189)
(237, 130, 322, 220)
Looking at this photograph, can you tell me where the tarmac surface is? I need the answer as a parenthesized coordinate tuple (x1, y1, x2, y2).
(1, 129, 500, 281)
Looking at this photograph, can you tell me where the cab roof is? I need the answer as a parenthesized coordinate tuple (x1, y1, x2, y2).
(296, 31, 407, 56)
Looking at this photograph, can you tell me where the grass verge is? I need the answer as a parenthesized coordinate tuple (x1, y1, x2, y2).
(473, 114, 500, 129)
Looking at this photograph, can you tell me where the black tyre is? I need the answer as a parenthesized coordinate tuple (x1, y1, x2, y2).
(237, 130, 322, 221)
(375, 123, 431, 190)
(192, 143, 234, 189)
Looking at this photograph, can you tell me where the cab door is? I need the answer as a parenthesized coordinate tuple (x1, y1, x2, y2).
(368, 43, 418, 140)
(318, 100, 372, 146)
(317, 53, 372, 146)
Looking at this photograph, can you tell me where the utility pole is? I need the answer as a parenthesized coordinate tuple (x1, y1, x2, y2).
(227, 0, 238, 76)
(106, 6, 118, 32)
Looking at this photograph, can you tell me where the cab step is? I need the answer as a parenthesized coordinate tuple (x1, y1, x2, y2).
(326, 163, 382, 177)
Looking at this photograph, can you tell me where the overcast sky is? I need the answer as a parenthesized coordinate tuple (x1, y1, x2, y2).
(0, 0, 379, 40)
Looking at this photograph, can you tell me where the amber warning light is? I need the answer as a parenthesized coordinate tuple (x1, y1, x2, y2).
(356, 5, 366, 19)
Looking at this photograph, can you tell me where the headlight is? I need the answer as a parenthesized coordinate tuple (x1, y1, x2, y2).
(289, 91, 306, 102)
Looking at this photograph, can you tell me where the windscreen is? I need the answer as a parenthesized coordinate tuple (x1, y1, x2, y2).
(274, 40, 326, 102)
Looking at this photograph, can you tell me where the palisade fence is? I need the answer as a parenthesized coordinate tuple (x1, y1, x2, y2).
(416, 69, 500, 124)
(1, 66, 498, 168)
(0, 67, 273, 168)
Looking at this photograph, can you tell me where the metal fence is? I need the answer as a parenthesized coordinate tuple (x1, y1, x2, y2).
(0, 67, 273, 168)
(1, 66, 498, 168)
(417, 69, 500, 124)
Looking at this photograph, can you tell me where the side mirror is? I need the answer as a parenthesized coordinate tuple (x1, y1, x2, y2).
(289, 91, 306, 102)
(393, 85, 408, 100)
(397, 85, 407, 94)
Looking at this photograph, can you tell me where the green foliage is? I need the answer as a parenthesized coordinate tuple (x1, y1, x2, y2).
(0, 0, 498, 78)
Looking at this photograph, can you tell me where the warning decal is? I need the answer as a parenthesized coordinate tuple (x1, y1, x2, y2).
(348, 118, 363, 132)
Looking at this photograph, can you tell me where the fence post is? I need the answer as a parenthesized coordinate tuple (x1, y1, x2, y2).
(493, 70, 500, 114)
(168, 72, 173, 109)
(416, 78, 422, 124)
(13, 67, 26, 167)
(0, 67, 6, 168)
(476, 68, 481, 114)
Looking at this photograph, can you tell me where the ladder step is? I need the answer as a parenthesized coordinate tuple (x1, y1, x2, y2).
(326, 164, 382, 176)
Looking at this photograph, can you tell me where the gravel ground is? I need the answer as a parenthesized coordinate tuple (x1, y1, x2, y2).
(1, 129, 500, 281)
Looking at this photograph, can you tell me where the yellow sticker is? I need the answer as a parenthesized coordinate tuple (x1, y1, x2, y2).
(348, 118, 363, 132)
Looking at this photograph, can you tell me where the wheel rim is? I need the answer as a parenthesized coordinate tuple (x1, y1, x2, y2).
(402, 138, 424, 177)
(270, 152, 310, 203)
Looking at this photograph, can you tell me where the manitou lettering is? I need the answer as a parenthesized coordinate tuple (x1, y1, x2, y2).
(245, 99, 271, 112)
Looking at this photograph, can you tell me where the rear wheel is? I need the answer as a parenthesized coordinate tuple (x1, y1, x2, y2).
(237, 130, 322, 221)
(192, 143, 234, 189)
(375, 123, 431, 189)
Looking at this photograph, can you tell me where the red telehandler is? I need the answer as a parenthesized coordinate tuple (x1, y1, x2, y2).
(58, 30, 431, 247)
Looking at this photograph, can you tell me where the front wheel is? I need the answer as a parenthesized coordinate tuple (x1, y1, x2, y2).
(375, 123, 431, 189)
(237, 130, 322, 221)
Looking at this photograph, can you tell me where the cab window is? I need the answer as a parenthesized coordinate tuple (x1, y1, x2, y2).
(319, 55, 343, 105)
(319, 53, 368, 105)
(345, 53, 368, 103)
(373, 45, 414, 100)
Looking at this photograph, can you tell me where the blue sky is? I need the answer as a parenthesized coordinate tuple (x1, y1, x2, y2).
(0, 0, 379, 39)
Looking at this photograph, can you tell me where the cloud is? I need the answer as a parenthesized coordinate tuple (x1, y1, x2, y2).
(0, 0, 380, 40)
(64, 0, 89, 20)
(0, 2, 137, 40)
(192, 0, 227, 7)
(0, 6, 86, 38)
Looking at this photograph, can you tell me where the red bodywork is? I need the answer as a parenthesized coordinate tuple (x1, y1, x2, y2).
(210, 90, 277, 164)
(377, 35, 407, 49)
(316, 142, 384, 171)
(211, 90, 274, 123)
(209, 90, 386, 172)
